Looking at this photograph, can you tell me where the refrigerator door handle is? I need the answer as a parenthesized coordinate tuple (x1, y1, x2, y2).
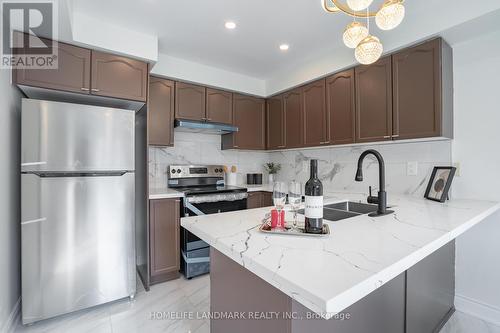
(33, 171, 129, 178)
(21, 217, 47, 225)
(21, 162, 47, 167)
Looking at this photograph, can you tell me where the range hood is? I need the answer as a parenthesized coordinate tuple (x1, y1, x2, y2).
(174, 119, 238, 135)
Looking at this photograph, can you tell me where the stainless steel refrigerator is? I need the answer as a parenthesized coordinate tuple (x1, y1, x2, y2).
(21, 99, 136, 324)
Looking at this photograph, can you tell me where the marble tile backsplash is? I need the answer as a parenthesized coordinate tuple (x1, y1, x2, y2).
(149, 131, 452, 197)
(270, 140, 452, 196)
(149, 132, 270, 189)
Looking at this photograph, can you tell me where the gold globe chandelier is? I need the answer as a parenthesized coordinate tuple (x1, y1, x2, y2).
(322, 0, 405, 64)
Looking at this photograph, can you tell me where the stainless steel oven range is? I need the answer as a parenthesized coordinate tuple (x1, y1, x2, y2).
(168, 165, 248, 278)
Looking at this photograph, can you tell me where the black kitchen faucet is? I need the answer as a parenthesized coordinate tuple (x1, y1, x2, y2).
(355, 149, 394, 217)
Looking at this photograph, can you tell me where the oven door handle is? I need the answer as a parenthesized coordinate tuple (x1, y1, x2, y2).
(184, 199, 206, 216)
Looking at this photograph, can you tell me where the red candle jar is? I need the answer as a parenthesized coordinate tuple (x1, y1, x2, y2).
(271, 209, 285, 229)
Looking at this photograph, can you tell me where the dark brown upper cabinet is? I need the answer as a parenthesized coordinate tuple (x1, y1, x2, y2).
(266, 95, 285, 150)
(91, 50, 148, 102)
(392, 38, 453, 140)
(283, 88, 304, 149)
(303, 79, 328, 147)
(326, 69, 356, 145)
(355, 56, 393, 143)
(149, 198, 180, 284)
(206, 88, 233, 124)
(13, 37, 91, 94)
(222, 94, 266, 150)
(175, 82, 206, 121)
(148, 76, 175, 146)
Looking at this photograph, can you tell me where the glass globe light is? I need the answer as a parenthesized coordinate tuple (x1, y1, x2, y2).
(355, 35, 383, 65)
(376, 0, 405, 30)
(343, 22, 369, 48)
(346, 0, 373, 11)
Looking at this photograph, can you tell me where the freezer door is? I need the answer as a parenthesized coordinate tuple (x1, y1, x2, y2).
(21, 173, 136, 324)
(21, 99, 135, 173)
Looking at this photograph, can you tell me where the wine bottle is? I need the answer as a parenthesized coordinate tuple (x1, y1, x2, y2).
(305, 159, 323, 234)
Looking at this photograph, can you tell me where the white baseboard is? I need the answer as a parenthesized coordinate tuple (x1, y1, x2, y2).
(455, 293, 500, 326)
(1, 297, 20, 333)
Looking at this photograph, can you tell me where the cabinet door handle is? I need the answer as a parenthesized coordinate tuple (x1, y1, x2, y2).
(320, 141, 330, 145)
(80, 87, 90, 91)
(277, 145, 286, 148)
(91, 88, 100, 92)
(207, 118, 212, 121)
(392, 134, 400, 138)
(383, 135, 391, 139)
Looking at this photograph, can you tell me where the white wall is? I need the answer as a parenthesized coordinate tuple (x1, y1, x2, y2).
(71, 11, 158, 62)
(0, 69, 22, 331)
(151, 54, 266, 97)
(452, 30, 500, 325)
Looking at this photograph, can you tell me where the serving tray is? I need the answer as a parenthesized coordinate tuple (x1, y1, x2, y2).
(259, 215, 330, 237)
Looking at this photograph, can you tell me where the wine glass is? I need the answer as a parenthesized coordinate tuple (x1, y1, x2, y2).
(288, 181, 302, 231)
(273, 182, 287, 230)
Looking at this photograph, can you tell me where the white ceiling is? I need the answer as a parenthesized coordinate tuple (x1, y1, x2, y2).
(67, 0, 500, 94)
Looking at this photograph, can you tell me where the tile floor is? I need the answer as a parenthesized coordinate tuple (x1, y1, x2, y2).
(14, 275, 210, 333)
(13, 274, 500, 333)
(440, 311, 500, 333)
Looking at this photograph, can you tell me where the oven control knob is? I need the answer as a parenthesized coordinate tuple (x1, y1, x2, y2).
(177, 169, 182, 174)
(171, 169, 176, 173)
(215, 168, 220, 173)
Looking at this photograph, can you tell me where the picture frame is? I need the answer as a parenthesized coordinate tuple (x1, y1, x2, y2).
(424, 166, 457, 203)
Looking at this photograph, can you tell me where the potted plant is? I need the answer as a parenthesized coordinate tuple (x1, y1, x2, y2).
(264, 162, 281, 184)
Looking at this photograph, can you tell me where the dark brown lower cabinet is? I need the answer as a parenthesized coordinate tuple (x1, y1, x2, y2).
(247, 191, 273, 209)
(261, 192, 273, 207)
(149, 198, 180, 284)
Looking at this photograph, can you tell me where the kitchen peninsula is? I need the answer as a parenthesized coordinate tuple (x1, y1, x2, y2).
(181, 193, 500, 332)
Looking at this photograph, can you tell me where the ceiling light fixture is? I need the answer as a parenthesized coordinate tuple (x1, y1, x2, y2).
(322, 0, 405, 64)
(343, 21, 369, 48)
(346, 0, 373, 11)
(224, 21, 236, 29)
(376, 0, 405, 30)
(355, 35, 383, 64)
(279, 44, 289, 51)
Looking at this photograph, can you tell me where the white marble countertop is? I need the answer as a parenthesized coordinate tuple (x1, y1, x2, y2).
(149, 184, 273, 199)
(149, 187, 185, 199)
(181, 192, 500, 316)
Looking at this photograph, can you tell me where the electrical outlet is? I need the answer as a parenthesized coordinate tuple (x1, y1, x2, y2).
(407, 161, 418, 176)
(453, 162, 461, 177)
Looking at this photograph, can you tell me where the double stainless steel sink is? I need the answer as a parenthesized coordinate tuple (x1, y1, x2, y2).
(299, 201, 379, 221)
